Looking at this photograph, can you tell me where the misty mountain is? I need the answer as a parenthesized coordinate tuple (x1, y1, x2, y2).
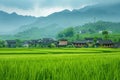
(15, 3, 120, 39)
(1, 3, 120, 39)
(2, 21, 120, 40)
(0, 11, 37, 34)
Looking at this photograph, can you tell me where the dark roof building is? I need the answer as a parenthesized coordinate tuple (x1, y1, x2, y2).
(42, 38, 54, 44)
(96, 40, 114, 48)
(22, 40, 30, 47)
(85, 38, 94, 43)
(30, 40, 39, 44)
(73, 40, 87, 47)
(6, 40, 16, 48)
(114, 42, 120, 48)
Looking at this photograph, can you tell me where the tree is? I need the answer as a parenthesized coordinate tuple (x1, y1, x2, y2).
(64, 27, 74, 37)
(118, 38, 120, 42)
(102, 30, 109, 40)
(75, 32, 80, 40)
(50, 43, 56, 48)
(102, 30, 108, 35)
(57, 27, 74, 39)
(16, 39, 22, 47)
(57, 32, 65, 38)
(0, 40, 5, 48)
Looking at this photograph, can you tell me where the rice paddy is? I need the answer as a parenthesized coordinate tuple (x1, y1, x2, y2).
(0, 48, 120, 80)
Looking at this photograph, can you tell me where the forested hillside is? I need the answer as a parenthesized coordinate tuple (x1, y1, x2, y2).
(57, 21, 120, 41)
(1, 21, 120, 40)
(75, 21, 120, 34)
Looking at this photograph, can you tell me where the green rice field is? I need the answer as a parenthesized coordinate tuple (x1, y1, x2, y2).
(0, 48, 120, 80)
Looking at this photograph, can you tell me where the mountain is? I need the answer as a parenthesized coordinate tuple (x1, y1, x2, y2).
(0, 11, 37, 34)
(17, 3, 120, 38)
(3, 21, 119, 40)
(1, 3, 120, 39)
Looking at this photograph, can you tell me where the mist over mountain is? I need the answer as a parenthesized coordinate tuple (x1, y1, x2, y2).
(0, 2, 120, 39)
(0, 11, 37, 34)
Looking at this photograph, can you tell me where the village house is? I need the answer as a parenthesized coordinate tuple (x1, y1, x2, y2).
(85, 38, 94, 43)
(6, 40, 16, 48)
(73, 40, 87, 48)
(23, 39, 43, 47)
(30, 40, 39, 47)
(114, 42, 120, 48)
(2, 37, 118, 48)
(42, 38, 54, 44)
(22, 40, 31, 47)
(85, 38, 94, 47)
(58, 39, 68, 47)
(96, 40, 114, 48)
(22, 38, 55, 48)
(39, 38, 55, 47)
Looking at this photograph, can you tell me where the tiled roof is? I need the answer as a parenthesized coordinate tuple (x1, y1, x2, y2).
(97, 40, 113, 44)
(73, 40, 87, 44)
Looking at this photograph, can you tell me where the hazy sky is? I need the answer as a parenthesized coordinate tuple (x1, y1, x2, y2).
(0, 0, 119, 17)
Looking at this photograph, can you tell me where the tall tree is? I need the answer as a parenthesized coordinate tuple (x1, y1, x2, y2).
(102, 30, 108, 35)
(57, 27, 74, 39)
(102, 30, 109, 40)
(16, 39, 22, 47)
(0, 40, 5, 48)
(75, 32, 80, 40)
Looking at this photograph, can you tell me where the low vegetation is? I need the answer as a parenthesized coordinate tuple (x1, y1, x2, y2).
(0, 48, 120, 80)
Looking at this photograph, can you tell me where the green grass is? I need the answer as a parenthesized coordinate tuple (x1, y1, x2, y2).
(0, 48, 120, 80)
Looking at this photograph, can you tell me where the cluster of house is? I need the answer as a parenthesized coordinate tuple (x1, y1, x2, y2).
(2, 38, 120, 48)
(60, 38, 120, 48)
(5, 38, 55, 48)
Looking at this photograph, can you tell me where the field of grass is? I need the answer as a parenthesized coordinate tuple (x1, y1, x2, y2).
(0, 48, 120, 80)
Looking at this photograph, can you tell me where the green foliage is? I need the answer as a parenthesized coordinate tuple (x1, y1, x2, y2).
(0, 48, 120, 80)
(102, 30, 109, 35)
(57, 27, 74, 38)
(75, 21, 120, 34)
(16, 39, 22, 47)
(50, 43, 56, 48)
(57, 21, 120, 41)
(75, 33, 80, 41)
(102, 30, 109, 40)
(118, 38, 120, 42)
(1, 21, 120, 40)
(0, 40, 6, 48)
(66, 45, 75, 48)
